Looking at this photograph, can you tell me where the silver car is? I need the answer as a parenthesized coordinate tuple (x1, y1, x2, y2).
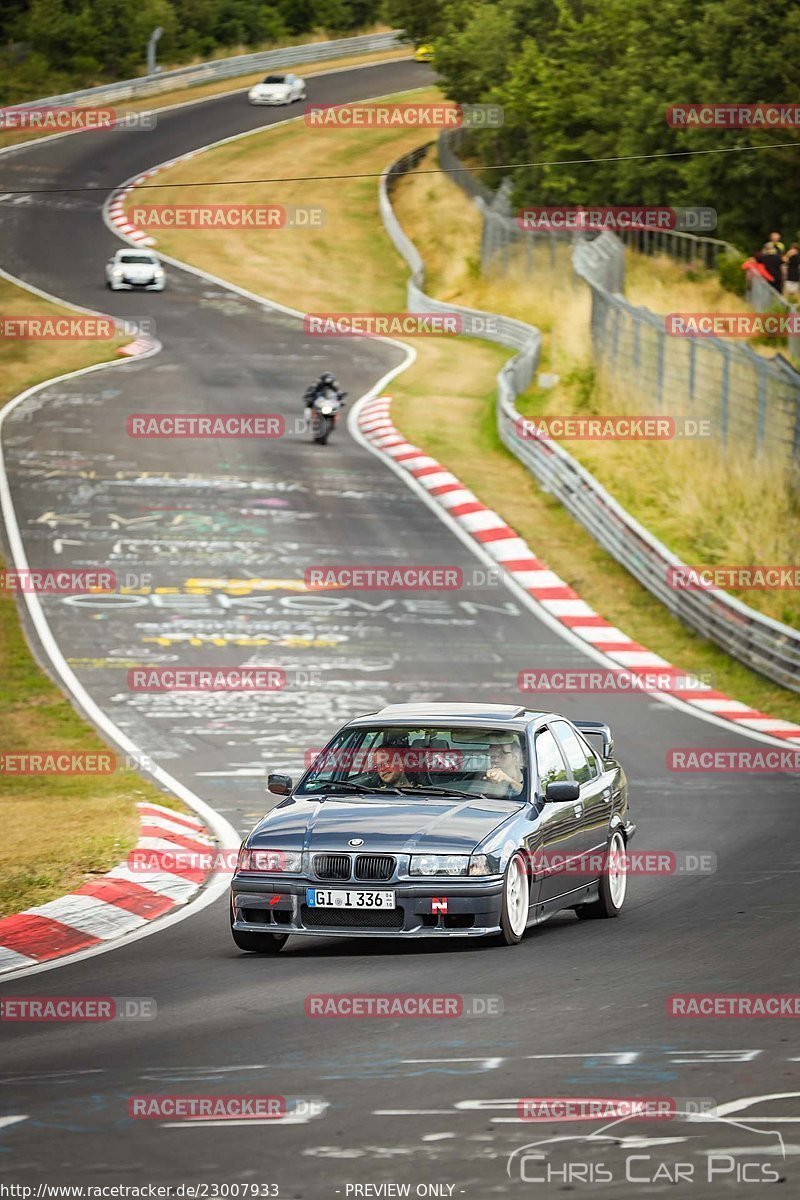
(247, 73, 306, 105)
(230, 702, 634, 953)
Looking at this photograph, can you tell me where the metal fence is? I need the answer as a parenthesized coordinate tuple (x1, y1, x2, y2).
(616, 226, 732, 269)
(573, 232, 800, 462)
(9, 31, 405, 110)
(380, 143, 800, 693)
(438, 131, 800, 474)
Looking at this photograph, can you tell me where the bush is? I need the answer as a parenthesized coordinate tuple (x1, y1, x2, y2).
(717, 248, 748, 298)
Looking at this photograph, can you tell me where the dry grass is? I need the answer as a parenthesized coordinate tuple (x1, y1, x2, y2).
(129, 96, 800, 722)
(123, 88, 442, 311)
(625, 251, 780, 359)
(0, 280, 127, 395)
(0, 279, 188, 916)
(394, 168, 800, 631)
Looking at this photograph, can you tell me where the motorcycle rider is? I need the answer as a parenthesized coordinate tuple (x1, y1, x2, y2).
(304, 372, 344, 418)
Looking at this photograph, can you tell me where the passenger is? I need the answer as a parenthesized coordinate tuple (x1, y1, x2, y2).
(482, 735, 524, 797)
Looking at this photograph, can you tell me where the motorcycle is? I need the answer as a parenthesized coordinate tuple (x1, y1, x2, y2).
(305, 386, 346, 445)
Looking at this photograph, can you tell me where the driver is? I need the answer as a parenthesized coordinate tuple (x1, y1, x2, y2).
(357, 738, 412, 790)
(482, 734, 524, 797)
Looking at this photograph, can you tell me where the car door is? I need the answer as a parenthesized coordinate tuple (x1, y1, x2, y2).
(531, 725, 587, 903)
(550, 720, 613, 885)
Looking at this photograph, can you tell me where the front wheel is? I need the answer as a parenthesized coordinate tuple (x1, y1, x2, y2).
(575, 829, 627, 919)
(312, 413, 332, 444)
(498, 851, 530, 945)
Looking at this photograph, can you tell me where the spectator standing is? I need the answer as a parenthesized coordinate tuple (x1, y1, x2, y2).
(759, 243, 784, 292)
(768, 230, 786, 254)
(783, 243, 800, 298)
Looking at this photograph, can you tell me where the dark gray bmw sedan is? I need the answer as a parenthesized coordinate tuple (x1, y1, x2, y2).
(230, 702, 634, 952)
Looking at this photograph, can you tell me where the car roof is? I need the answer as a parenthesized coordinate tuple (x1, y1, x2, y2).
(346, 703, 552, 730)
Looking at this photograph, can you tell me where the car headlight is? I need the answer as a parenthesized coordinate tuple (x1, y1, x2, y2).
(237, 847, 302, 873)
(410, 853, 470, 876)
(467, 853, 493, 877)
(154, 267, 164, 277)
(111, 267, 124, 276)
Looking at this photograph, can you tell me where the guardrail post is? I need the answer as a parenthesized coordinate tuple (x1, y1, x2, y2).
(720, 346, 730, 444)
(656, 325, 665, 409)
(632, 319, 640, 371)
(688, 338, 696, 403)
(610, 304, 621, 368)
(756, 362, 767, 452)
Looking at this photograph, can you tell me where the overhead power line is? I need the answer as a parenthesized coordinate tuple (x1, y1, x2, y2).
(0, 139, 798, 195)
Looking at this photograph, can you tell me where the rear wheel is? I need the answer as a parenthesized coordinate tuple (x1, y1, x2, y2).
(575, 829, 627, 919)
(499, 851, 530, 945)
(230, 911, 288, 954)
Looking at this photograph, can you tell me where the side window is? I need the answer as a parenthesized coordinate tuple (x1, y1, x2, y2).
(552, 721, 598, 784)
(534, 728, 568, 792)
(575, 731, 602, 779)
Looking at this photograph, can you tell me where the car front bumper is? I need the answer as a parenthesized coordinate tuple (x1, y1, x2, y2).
(231, 875, 505, 938)
(110, 278, 164, 290)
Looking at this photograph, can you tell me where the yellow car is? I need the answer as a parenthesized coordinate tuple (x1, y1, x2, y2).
(414, 43, 435, 63)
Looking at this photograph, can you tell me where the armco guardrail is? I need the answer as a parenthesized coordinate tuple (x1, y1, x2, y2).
(9, 31, 405, 111)
(380, 143, 800, 693)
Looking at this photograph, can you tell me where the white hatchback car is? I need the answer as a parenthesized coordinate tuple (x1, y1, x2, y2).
(247, 73, 306, 105)
(106, 249, 165, 291)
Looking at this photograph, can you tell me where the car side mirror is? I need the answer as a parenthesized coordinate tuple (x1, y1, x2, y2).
(267, 772, 293, 796)
(545, 781, 580, 803)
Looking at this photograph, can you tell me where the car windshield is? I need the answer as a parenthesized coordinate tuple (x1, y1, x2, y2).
(119, 254, 154, 263)
(263, 75, 286, 84)
(298, 725, 527, 801)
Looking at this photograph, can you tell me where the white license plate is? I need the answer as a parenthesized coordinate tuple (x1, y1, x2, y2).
(306, 888, 395, 909)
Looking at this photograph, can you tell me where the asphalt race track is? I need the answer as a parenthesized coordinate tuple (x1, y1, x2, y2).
(0, 58, 798, 1198)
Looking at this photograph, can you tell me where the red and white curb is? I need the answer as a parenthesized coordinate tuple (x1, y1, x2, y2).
(358, 395, 800, 745)
(0, 802, 222, 974)
(107, 162, 177, 357)
(116, 335, 157, 357)
(107, 153, 199, 247)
